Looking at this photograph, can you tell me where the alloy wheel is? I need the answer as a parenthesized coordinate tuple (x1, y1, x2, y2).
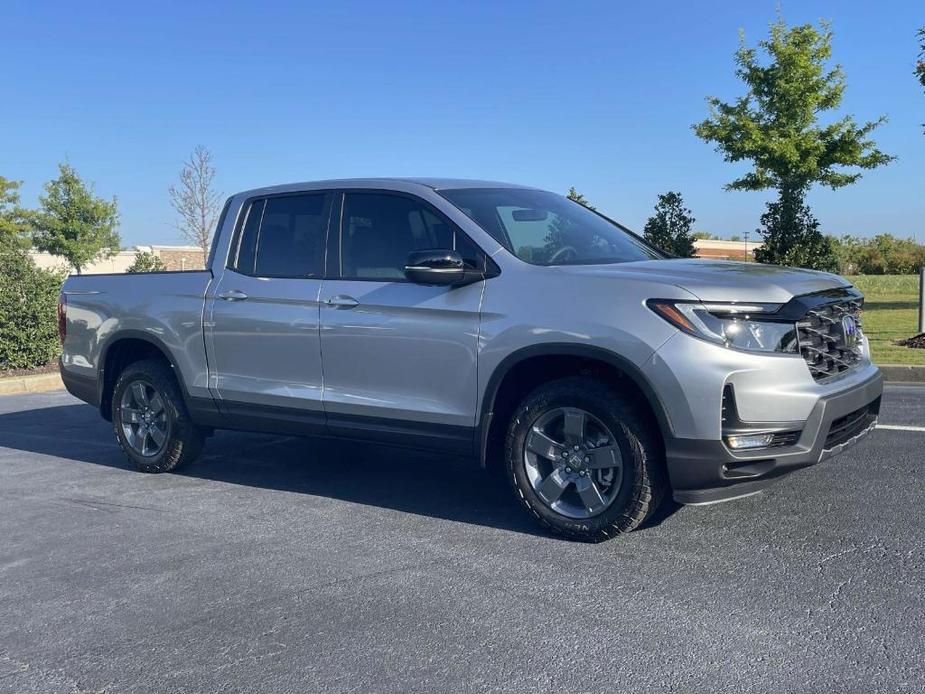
(522, 407, 624, 519)
(119, 380, 170, 458)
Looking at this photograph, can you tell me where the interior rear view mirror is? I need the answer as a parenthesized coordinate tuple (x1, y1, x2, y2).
(512, 209, 548, 222)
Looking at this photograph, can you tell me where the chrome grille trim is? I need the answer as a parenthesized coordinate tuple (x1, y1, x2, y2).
(796, 296, 863, 382)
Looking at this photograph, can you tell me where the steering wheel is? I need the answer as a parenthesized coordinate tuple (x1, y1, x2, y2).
(547, 246, 578, 264)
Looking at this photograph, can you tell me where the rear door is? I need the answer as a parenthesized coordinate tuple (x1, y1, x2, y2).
(206, 191, 332, 431)
(318, 190, 488, 453)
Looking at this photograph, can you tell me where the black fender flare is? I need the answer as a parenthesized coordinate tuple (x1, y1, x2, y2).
(96, 329, 218, 423)
(476, 343, 674, 467)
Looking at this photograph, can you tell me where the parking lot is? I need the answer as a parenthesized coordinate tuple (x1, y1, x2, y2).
(0, 385, 923, 693)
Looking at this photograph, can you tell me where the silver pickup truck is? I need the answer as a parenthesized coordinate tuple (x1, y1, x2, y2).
(59, 178, 882, 541)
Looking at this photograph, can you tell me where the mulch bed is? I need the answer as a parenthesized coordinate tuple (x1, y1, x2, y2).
(0, 362, 60, 378)
(894, 333, 925, 349)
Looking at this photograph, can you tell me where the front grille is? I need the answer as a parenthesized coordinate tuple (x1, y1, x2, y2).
(824, 399, 879, 449)
(796, 296, 863, 381)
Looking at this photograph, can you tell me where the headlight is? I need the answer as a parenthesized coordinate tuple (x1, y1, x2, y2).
(647, 300, 798, 354)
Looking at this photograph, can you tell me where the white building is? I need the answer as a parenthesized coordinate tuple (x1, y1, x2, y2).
(30, 245, 205, 274)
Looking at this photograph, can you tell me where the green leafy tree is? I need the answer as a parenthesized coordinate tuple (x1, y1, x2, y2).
(693, 231, 717, 240)
(753, 188, 837, 271)
(829, 234, 863, 274)
(126, 251, 167, 273)
(918, 27, 925, 131)
(0, 248, 63, 370)
(0, 176, 32, 250)
(828, 234, 925, 275)
(858, 234, 925, 274)
(693, 17, 892, 268)
(729, 235, 742, 241)
(643, 192, 697, 257)
(566, 187, 596, 210)
(918, 28, 925, 87)
(31, 164, 120, 274)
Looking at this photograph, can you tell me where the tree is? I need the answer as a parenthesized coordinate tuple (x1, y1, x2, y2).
(643, 192, 697, 257)
(0, 176, 32, 250)
(729, 235, 742, 242)
(126, 251, 167, 273)
(829, 234, 865, 274)
(693, 17, 892, 268)
(918, 28, 925, 88)
(918, 27, 925, 131)
(169, 145, 222, 257)
(30, 164, 120, 274)
(566, 187, 596, 210)
(828, 234, 925, 275)
(753, 188, 837, 270)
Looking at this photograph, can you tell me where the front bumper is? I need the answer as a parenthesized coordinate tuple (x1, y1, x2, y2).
(667, 368, 883, 504)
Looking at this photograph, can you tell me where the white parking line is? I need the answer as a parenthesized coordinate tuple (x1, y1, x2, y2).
(877, 424, 925, 432)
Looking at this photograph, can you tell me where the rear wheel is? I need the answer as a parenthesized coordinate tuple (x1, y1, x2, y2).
(111, 359, 204, 473)
(505, 377, 665, 542)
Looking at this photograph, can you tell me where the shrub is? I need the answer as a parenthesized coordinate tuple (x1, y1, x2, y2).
(0, 248, 63, 370)
(127, 251, 167, 273)
(831, 234, 925, 275)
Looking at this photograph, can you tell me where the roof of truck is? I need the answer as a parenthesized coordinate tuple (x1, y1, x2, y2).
(235, 177, 538, 198)
(377, 178, 535, 190)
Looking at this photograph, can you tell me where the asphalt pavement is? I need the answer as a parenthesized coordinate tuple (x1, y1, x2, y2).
(0, 385, 923, 693)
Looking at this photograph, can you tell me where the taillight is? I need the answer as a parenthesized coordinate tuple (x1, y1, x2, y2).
(57, 294, 67, 345)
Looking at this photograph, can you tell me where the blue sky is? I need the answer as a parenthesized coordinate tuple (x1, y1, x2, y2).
(4, 0, 924, 246)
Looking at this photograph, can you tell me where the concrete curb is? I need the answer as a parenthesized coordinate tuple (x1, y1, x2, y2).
(879, 364, 925, 384)
(0, 372, 64, 396)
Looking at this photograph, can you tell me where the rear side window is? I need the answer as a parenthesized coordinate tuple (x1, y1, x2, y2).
(340, 192, 485, 280)
(230, 193, 328, 278)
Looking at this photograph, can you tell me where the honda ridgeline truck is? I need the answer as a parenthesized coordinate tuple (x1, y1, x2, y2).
(59, 179, 882, 541)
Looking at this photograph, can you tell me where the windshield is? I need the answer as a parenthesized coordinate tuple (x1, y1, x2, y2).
(439, 188, 663, 266)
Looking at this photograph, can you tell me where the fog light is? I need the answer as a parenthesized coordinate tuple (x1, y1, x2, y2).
(726, 433, 774, 450)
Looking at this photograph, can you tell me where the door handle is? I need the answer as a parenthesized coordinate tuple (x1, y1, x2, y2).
(218, 289, 248, 301)
(325, 295, 359, 308)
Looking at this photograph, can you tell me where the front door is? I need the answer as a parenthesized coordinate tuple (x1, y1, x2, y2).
(318, 191, 486, 453)
(206, 191, 332, 432)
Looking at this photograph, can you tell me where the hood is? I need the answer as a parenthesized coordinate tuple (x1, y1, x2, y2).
(555, 259, 851, 304)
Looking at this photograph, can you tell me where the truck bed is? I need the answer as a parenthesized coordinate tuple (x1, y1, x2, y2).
(60, 270, 214, 405)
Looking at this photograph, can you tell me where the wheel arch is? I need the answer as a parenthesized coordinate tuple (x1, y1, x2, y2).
(98, 331, 188, 421)
(477, 344, 673, 469)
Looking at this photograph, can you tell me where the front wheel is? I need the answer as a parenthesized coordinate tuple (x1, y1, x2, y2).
(505, 377, 665, 542)
(111, 359, 204, 473)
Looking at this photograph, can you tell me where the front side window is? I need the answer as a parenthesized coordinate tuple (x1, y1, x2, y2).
(341, 192, 483, 280)
(439, 188, 663, 266)
(231, 193, 328, 278)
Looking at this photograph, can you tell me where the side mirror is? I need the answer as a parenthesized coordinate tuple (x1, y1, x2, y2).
(404, 249, 467, 285)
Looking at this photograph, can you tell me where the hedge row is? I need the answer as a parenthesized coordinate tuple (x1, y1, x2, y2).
(0, 249, 63, 371)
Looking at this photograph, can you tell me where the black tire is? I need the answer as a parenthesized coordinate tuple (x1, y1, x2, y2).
(505, 376, 665, 542)
(111, 359, 204, 473)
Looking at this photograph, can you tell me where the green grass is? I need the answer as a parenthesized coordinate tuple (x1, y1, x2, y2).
(847, 275, 924, 365)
